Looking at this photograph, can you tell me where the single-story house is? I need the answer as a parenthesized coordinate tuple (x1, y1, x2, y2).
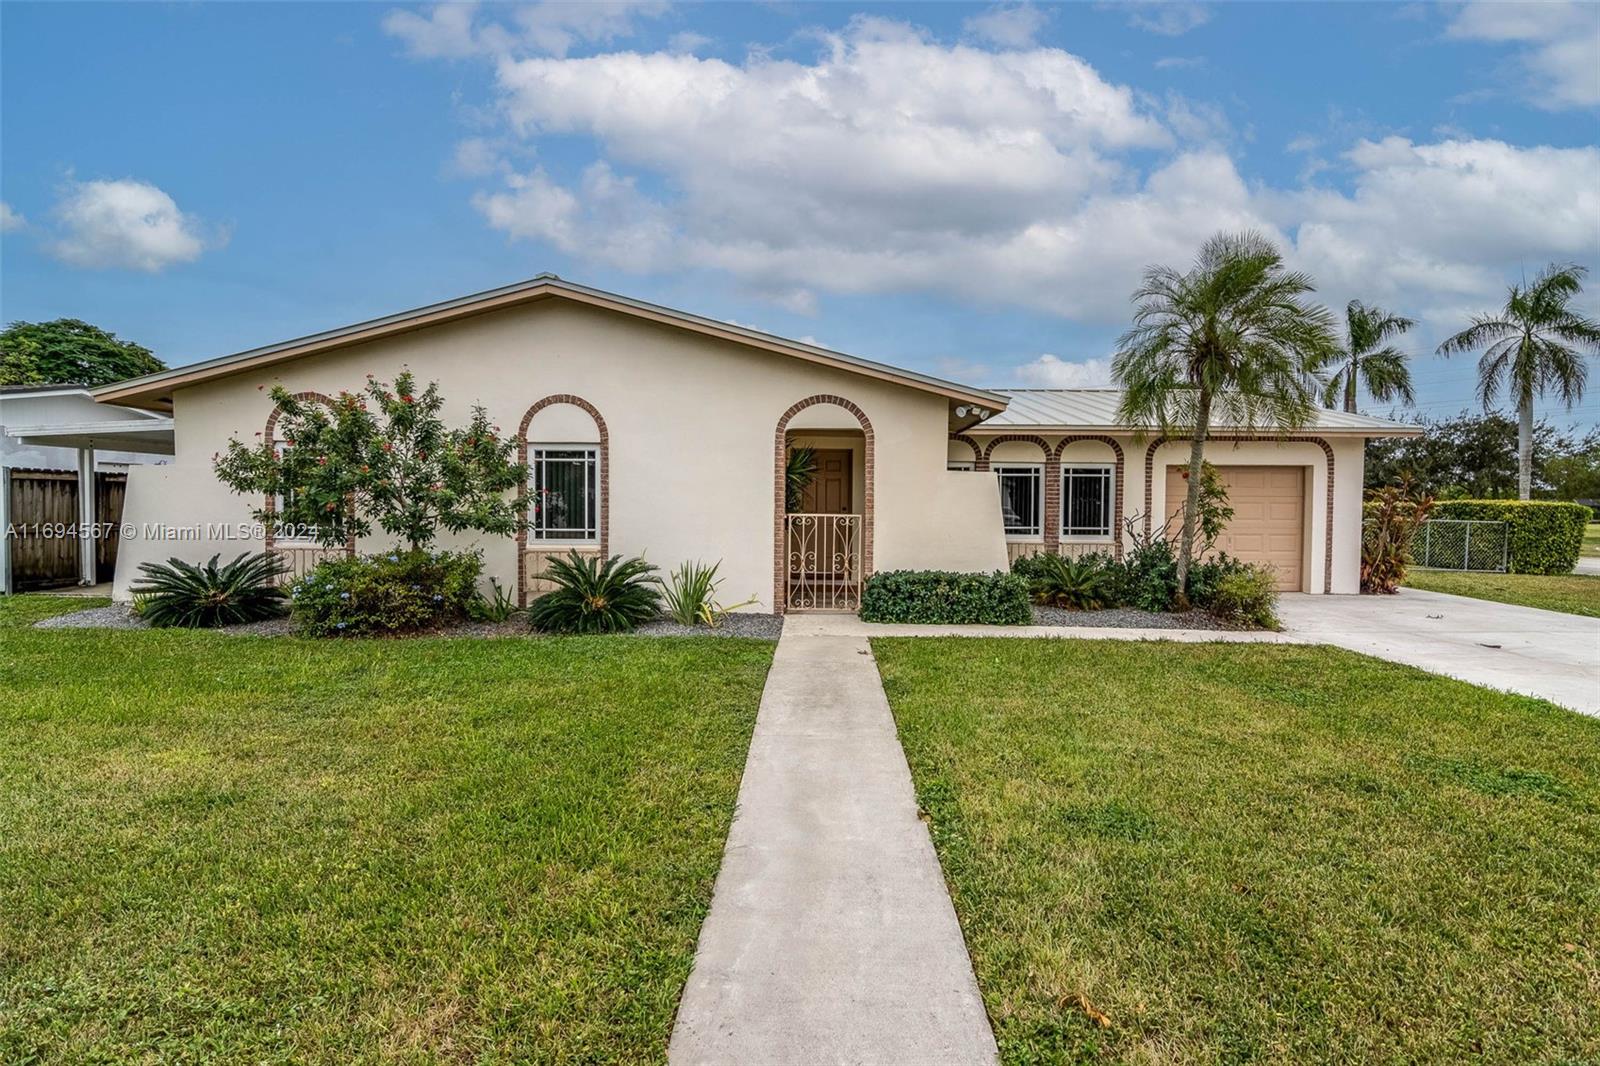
(93, 275, 1417, 610)
(1, 385, 175, 592)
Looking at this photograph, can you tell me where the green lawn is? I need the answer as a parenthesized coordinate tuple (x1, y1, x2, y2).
(875, 638, 1600, 1064)
(1, 599, 773, 1063)
(0, 593, 111, 628)
(1584, 522, 1600, 558)
(1404, 568, 1600, 617)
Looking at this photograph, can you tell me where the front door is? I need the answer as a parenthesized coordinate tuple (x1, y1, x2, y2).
(799, 449, 853, 514)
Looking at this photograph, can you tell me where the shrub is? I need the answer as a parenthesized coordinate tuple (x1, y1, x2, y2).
(291, 549, 482, 636)
(1362, 483, 1435, 593)
(1122, 537, 1180, 613)
(1208, 564, 1280, 629)
(859, 569, 1031, 625)
(1027, 552, 1118, 610)
(661, 559, 721, 625)
(1429, 499, 1588, 575)
(529, 552, 662, 634)
(1185, 553, 1248, 608)
(131, 552, 288, 628)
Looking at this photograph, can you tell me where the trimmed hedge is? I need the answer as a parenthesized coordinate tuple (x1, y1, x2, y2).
(859, 569, 1032, 625)
(1429, 500, 1588, 575)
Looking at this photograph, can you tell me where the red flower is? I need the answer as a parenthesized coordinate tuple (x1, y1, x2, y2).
(401, 395, 414, 404)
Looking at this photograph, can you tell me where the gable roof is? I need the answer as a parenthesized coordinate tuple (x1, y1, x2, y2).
(974, 388, 1422, 436)
(91, 274, 1009, 412)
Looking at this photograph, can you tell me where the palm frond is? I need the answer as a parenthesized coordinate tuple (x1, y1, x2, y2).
(130, 552, 288, 628)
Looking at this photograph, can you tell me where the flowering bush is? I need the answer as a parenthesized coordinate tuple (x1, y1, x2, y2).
(213, 372, 528, 550)
(290, 549, 483, 636)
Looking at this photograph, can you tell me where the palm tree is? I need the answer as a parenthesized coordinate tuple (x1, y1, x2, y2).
(1324, 300, 1415, 414)
(1437, 263, 1600, 499)
(1114, 231, 1337, 605)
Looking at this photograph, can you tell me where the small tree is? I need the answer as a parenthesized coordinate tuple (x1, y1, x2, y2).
(1324, 300, 1415, 414)
(1114, 231, 1337, 606)
(214, 373, 528, 551)
(0, 318, 166, 387)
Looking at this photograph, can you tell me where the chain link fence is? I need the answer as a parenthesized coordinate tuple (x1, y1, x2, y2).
(1415, 519, 1508, 572)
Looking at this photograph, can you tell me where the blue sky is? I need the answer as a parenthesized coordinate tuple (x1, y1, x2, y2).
(3, 1, 1598, 426)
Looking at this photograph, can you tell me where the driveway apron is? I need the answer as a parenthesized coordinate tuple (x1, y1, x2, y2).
(669, 630, 998, 1065)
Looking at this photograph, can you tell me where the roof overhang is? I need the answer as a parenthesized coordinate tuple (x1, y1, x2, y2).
(92, 275, 1008, 414)
(5, 418, 176, 455)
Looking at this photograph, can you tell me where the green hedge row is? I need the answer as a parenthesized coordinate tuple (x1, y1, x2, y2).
(1430, 499, 1589, 575)
(859, 569, 1032, 625)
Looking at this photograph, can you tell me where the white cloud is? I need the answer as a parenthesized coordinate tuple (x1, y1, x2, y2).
(1013, 354, 1115, 387)
(383, 1, 670, 59)
(1154, 55, 1205, 70)
(403, 13, 1597, 335)
(0, 202, 24, 233)
(963, 4, 1049, 48)
(448, 136, 505, 178)
(1118, 2, 1211, 37)
(47, 178, 211, 271)
(1447, 0, 1600, 109)
(668, 30, 711, 55)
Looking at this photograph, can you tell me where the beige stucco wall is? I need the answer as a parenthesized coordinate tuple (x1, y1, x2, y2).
(959, 431, 1366, 594)
(113, 300, 1009, 605)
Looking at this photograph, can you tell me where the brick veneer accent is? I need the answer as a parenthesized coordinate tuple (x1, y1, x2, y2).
(950, 434, 983, 466)
(1142, 436, 1335, 593)
(980, 435, 1054, 550)
(516, 394, 610, 607)
(1053, 435, 1126, 560)
(774, 395, 874, 614)
(262, 392, 357, 557)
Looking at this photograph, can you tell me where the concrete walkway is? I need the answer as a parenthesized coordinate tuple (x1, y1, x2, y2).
(1278, 589, 1600, 717)
(669, 631, 998, 1065)
(1574, 556, 1600, 576)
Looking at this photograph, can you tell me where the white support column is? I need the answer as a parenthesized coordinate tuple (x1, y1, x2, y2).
(0, 464, 12, 595)
(77, 444, 97, 586)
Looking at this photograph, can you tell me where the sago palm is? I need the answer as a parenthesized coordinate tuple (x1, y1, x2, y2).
(1324, 300, 1415, 413)
(1114, 230, 1336, 605)
(1437, 263, 1600, 499)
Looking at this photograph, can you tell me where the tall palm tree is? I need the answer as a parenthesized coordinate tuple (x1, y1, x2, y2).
(1115, 231, 1337, 605)
(1437, 263, 1600, 499)
(1324, 300, 1415, 414)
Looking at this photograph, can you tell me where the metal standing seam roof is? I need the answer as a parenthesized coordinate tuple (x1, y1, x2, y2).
(973, 388, 1422, 435)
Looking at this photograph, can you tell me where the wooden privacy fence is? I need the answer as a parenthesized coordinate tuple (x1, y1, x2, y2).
(6, 468, 127, 590)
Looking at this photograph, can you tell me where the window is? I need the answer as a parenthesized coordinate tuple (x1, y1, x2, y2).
(273, 440, 319, 543)
(995, 464, 1042, 537)
(531, 445, 599, 542)
(947, 461, 975, 472)
(1062, 465, 1114, 537)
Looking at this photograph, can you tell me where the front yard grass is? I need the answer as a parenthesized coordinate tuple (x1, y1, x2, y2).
(1584, 521, 1599, 558)
(1403, 568, 1600, 617)
(1, 610, 773, 1063)
(875, 638, 1600, 1064)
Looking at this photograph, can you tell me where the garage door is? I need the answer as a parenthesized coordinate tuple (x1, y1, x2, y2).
(1166, 465, 1305, 591)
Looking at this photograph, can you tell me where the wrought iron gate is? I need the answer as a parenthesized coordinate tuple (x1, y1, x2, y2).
(785, 513, 862, 610)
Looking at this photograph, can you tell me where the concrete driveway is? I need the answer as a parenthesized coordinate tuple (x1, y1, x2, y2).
(1279, 590, 1600, 716)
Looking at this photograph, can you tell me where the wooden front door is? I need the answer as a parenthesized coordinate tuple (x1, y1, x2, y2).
(800, 449, 853, 514)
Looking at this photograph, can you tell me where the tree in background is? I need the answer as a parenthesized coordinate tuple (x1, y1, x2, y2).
(0, 318, 166, 387)
(1437, 263, 1600, 499)
(213, 372, 529, 551)
(1114, 230, 1337, 605)
(1324, 300, 1415, 413)
(1366, 410, 1599, 500)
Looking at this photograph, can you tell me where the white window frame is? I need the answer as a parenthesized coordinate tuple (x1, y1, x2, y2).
(1061, 463, 1115, 539)
(530, 443, 600, 544)
(994, 463, 1043, 539)
(947, 461, 975, 472)
(272, 440, 320, 545)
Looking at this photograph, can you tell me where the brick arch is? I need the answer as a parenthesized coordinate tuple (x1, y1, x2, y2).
(980, 435, 1054, 550)
(516, 394, 610, 606)
(1142, 435, 1336, 593)
(774, 394, 874, 614)
(262, 391, 355, 555)
(1052, 435, 1127, 560)
(950, 434, 983, 466)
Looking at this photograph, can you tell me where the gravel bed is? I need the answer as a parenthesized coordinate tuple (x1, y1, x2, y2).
(628, 613, 784, 640)
(34, 603, 149, 630)
(1030, 604, 1235, 630)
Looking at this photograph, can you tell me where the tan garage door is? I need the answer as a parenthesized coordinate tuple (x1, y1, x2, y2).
(1166, 465, 1305, 591)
